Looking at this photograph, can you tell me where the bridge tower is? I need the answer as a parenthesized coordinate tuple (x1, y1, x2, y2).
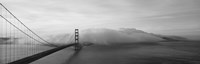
(74, 29, 82, 51)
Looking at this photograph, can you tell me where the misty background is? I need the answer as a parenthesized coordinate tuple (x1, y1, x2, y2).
(0, 0, 200, 44)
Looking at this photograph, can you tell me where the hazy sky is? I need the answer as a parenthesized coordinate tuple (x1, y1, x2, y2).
(1, 0, 200, 36)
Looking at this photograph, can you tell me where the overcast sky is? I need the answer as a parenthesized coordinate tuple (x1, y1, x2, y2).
(1, 0, 200, 36)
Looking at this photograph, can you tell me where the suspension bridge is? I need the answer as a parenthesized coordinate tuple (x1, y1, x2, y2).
(0, 3, 82, 64)
(1, 3, 200, 64)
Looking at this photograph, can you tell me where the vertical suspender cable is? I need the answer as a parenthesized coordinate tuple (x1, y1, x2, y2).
(5, 9, 7, 63)
(12, 16, 15, 62)
(5, 10, 7, 63)
(9, 10, 11, 63)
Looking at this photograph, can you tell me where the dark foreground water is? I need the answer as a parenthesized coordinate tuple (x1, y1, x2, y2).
(64, 41, 200, 64)
(1, 41, 200, 64)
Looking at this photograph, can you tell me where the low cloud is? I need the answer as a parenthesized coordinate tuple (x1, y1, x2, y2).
(47, 28, 164, 45)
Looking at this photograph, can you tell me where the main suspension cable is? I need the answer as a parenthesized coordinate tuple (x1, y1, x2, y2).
(0, 15, 47, 45)
(0, 3, 57, 47)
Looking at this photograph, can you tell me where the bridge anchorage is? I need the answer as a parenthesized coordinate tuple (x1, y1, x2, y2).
(74, 29, 82, 51)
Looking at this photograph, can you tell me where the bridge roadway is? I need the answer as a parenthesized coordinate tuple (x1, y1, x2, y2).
(31, 42, 200, 64)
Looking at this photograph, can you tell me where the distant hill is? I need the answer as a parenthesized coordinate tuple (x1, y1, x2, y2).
(152, 34, 188, 41)
(181, 35, 200, 41)
(119, 28, 188, 41)
(0, 37, 19, 44)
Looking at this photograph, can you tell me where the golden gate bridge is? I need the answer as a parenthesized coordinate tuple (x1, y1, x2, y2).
(0, 3, 82, 64)
(1, 3, 200, 64)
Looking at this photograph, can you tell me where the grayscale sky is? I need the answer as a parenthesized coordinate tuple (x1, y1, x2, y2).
(1, 0, 200, 36)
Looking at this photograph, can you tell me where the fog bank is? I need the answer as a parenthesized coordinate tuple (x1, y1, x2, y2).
(47, 28, 165, 45)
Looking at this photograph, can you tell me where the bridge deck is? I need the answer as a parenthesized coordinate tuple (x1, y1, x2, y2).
(31, 47, 75, 64)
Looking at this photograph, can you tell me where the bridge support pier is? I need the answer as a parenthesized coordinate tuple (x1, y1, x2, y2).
(74, 29, 82, 51)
